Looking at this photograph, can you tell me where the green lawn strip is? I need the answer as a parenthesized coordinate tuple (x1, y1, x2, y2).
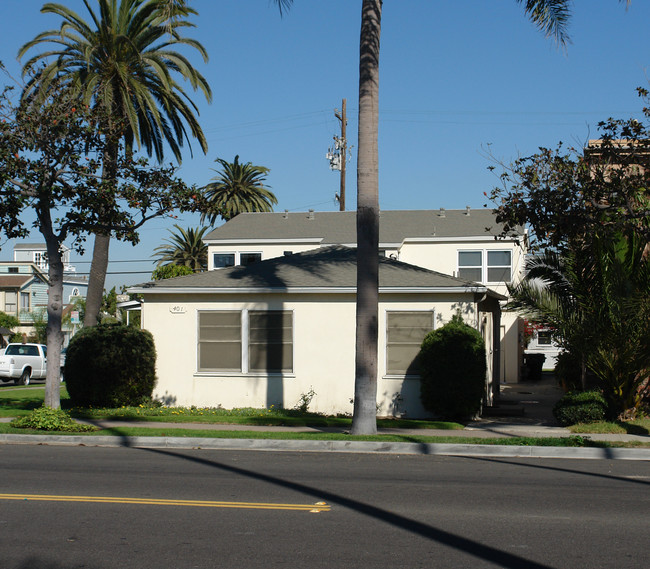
(0, 423, 647, 448)
(569, 418, 650, 436)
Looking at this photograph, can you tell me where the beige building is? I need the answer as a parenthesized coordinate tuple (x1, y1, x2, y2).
(131, 246, 505, 417)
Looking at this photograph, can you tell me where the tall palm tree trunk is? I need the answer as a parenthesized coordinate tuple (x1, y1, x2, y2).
(84, 138, 119, 327)
(350, 0, 381, 435)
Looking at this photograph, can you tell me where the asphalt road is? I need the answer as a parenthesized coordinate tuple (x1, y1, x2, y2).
(1, 445, 648, 569)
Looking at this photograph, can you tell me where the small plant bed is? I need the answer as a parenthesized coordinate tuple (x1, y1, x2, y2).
(10, 406, 97, 433)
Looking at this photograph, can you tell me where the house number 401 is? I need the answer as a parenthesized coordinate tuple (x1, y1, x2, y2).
(169, 305, 186, 314)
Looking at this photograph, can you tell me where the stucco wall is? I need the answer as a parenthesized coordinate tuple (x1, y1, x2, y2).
(141, 290, 488, 417)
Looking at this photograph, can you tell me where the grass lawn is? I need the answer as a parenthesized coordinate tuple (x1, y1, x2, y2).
(1, 386, 648, 448)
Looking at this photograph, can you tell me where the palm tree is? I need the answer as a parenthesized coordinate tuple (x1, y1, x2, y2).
(508, 233, 650, 418)
(152, 224, 208, 271)
(276, 0, 572, 434)
(19, 0, 212, 328)
(201, 156, 277, 224)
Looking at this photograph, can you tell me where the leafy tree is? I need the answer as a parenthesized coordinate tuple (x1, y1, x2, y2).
(152, 264, 194, 280)
(0, 81, 200, 409)
(19, 0, 212, 328)
(276, 0, 572, 434)
(201, 156, 277, 224)
(152, 225, 208, 271)
(0, 311, 20, 332)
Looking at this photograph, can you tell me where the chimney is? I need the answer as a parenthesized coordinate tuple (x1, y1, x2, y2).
(465, 206, 471, 216)
(308, 209, 315, 220)
(283, 209, 289, 219)
(438, 208, 445, 217)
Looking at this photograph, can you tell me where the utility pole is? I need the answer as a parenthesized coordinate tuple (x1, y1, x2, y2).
(326, 98, 350, 211)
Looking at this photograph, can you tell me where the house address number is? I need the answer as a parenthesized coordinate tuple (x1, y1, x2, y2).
(169, 305, 186, 314)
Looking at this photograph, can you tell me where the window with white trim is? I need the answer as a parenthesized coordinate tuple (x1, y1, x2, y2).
(213, 253, 235, 269)
(458, 250, 512, 283)
(240, 252, 262, 266)
(386, 311, 434, 375)
(198, 310, 293, 373)
(4, 291, 17, 313)
(20, 292, 29, 311)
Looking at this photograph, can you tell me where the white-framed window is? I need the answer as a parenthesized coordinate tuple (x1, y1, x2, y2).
(212, 252, 263, 269)
(198, 309, 293, 373)
(20, 292, 29, 311)
(537, 331, 553, 345)
(240, 252, 262, 266)
(386, 310, 434, 375)
(457, 250, 512, 283)
(33, 252, 47, 269)
(4, 291, 17, 313)
(213, 253, 236, 269)
(71, 287, 80, 297)
(458, 251, 482, 282)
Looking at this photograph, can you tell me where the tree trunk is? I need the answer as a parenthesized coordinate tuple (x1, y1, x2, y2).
(83, 138, 118, 328)
(350, 0, 381, 435)
(83, 233, 110, 327)
(42, 228, 64, 409)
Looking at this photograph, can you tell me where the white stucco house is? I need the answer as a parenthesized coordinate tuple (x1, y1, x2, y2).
(131, 244, 507, 417)
(201, 208, 527, 383)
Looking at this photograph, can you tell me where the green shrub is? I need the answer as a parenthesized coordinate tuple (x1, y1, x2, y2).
(554, 351, 582, 391)
(65, 324, 157, 407)
(552, 390, 608, 426)
(10, 406, 96, 432)
(419, 316, 486, 420)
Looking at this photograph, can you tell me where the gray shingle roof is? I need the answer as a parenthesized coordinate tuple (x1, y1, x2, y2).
(203, 208, 521, 244)
(132, 246, 503, 298)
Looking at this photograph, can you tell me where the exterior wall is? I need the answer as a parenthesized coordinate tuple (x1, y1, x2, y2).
(526, 332, 561, 371)
(141, 290, 492, 417)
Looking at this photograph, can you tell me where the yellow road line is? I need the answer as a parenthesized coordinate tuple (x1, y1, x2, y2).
(0, 494, 330, 512)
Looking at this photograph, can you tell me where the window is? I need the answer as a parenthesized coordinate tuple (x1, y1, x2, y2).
(537, 331, 552, 345)
(248, 311, 293, 372)
(458, 251, 482, 281)
(386, 311, 434, 375)
(5, 292, 17, 313)
(487, 250, 512, 282)
(458, 250, 512, 283)
(8, 267, 18, 274)
(20, 292, 29, 311)
(213, 253, 235, 269)
(240, 253, 262, 266)
(33, 252, 47, 269)
(198, 311, 242, 371)
(198, 310, 293, 373)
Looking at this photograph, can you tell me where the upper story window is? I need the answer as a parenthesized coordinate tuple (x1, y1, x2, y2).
(458, 250, 512, 284)
(240, 253, 262, 266)
(33, 252, 47, 270)
(213, 252, 262, 269)
(8, 267, 18, 274)
(213, 253, 235, 269)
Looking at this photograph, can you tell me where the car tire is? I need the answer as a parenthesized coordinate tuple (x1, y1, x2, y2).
(17, 369, 30, 386)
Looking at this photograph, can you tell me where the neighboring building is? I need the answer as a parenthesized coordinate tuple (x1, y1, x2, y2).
(13, 243, 88, 304)
(130, 246, 505, 417)
(202, 208, 528, 383)
(0, 261, 48, 338)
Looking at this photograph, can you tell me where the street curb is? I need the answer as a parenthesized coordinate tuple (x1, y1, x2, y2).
(1, 433, 649, 460)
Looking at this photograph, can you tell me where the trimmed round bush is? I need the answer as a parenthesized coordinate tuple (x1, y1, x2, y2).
(419, 317, 486, 420)
(552, 390, 608, 426)
(65, 324, 156, 408)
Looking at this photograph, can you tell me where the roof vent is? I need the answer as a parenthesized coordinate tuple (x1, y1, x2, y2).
(438, 208, 445, 217)
(308, 209, 315, 220)
(283, 209, 289, 219)
(465, 206, 471, 216)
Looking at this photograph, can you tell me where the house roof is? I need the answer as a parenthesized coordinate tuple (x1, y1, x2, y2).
(130, 246, 505, 299)
(203, 208, 523, 245)
(0, 275, 35, 289)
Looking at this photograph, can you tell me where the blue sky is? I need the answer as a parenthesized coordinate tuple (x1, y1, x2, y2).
(0, 0, 649, 289)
